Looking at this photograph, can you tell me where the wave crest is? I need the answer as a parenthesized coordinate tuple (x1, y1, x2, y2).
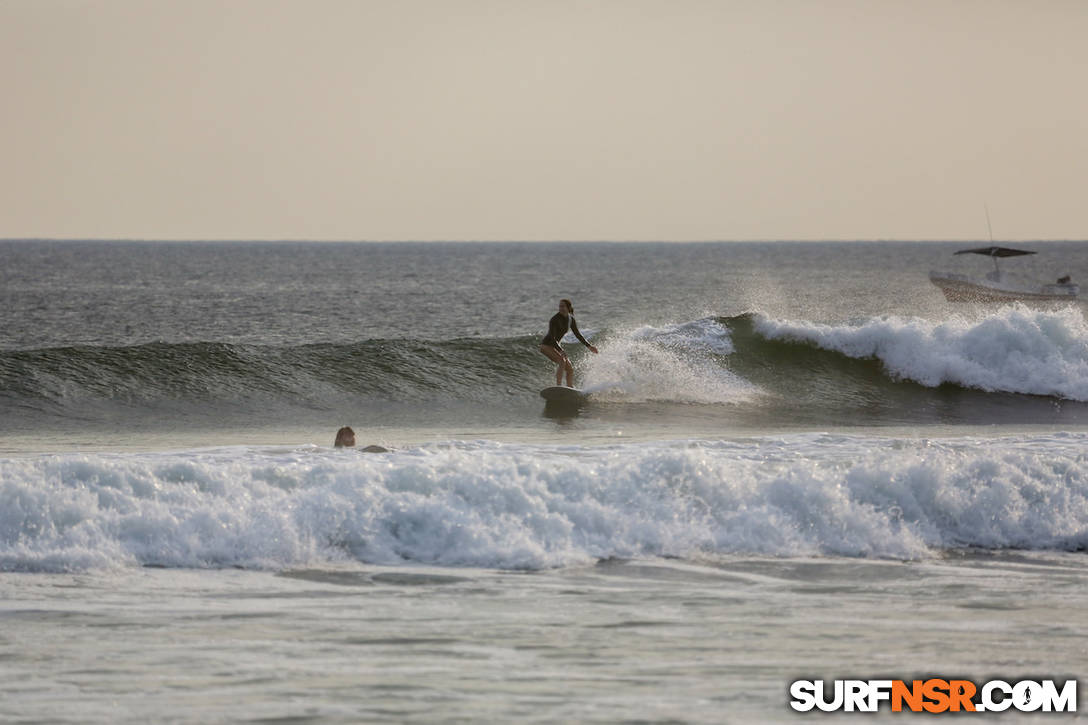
(754, 306, 1088, 400)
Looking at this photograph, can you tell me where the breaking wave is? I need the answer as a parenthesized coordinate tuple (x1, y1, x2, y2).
(2, 435, 1087, 572)
(752, 305, 1088, 400)
(5, 306, 1088, 434)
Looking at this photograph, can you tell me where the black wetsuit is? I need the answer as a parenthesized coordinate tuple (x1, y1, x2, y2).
(541, 313, 590, 355)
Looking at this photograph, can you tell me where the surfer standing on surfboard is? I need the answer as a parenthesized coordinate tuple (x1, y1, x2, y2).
(539, 298, 598, 387)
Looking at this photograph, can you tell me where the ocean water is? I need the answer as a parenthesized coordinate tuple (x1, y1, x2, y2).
(2, 240, 1087, 722)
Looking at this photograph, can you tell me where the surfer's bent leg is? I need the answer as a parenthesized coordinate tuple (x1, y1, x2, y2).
(539, 344, 569, 386)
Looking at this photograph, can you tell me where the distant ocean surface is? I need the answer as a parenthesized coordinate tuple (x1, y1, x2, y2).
(2, 240, 1087, 723)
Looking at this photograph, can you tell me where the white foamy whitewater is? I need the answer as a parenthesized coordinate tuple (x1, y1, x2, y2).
(3, 434, 1087, 573)
(755, 305, 1088, 400)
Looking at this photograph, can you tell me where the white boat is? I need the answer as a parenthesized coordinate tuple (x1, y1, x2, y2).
(929, 246, 1079, 302)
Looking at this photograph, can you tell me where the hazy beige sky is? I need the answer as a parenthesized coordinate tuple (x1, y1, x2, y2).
(2, 0, 1086, 241)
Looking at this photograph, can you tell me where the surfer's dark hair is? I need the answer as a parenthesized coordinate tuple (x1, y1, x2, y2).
(561, 298, 573, 314)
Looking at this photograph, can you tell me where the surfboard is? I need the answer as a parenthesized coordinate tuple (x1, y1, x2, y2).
(539, 386, 588, 403)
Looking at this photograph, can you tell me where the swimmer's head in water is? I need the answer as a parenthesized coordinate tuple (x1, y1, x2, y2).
(334, 426, 355, 448)
(559, 298, 573, 315)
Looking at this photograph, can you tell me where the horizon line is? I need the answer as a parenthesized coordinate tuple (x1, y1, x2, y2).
(3, 237, 1087, 244)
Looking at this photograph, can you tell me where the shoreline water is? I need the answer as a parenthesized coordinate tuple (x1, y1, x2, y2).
(2, 551, 1085, 723)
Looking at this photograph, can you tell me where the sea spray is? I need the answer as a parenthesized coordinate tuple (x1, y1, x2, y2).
(580, 318, 755, 403)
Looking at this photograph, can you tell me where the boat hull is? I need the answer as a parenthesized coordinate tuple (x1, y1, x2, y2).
(929, 272, 1079, 303)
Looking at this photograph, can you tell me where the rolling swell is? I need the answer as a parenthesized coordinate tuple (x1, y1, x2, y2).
(6, 306, 1088, 432)
(0, 337, 548, 431)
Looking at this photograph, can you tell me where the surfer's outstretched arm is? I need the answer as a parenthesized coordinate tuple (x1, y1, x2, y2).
(569, 317, 598, 354)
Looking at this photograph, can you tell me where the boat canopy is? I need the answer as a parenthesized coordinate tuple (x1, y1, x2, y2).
(953, 246, 1036, 258)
